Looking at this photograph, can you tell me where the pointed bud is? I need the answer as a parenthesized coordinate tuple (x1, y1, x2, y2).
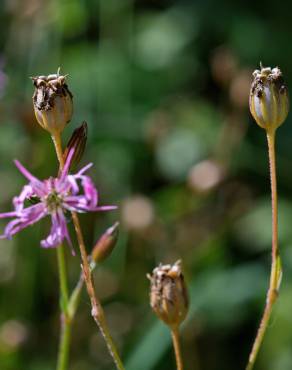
(249, 65, 289, 132)
(32, 70, 73, 135)
(147, 260, 189, 328)
(63, 122, 88, 170)
(91, 222, 119, 263)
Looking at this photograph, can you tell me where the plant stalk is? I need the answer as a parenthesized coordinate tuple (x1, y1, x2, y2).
(52, 133, 125, 370)
(246, 130, 281, 370)
(171, 327, 183, 370)
(56, 244, 71, 370)
(52, 133, 65, 168)
(71, 211, 125, 370)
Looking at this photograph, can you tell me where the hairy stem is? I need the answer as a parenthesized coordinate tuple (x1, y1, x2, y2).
(52, 133, 125, 370)
(171, 327, 183, 370)
(246, 130, 281, 370)
(56, 244, 71, 370)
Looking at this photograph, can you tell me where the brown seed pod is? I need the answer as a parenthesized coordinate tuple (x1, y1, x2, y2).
(249, 65, 289, 132)
(31, 69, 73, 135)
(147, 260, 189, 328)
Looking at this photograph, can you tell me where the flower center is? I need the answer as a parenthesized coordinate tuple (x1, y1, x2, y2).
(45, 191, 63, 213)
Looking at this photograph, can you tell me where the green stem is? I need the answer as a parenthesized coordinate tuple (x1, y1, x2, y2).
(246, 130, 281, 370)
(52, 135, 71, 370)
(56, 244, 71, 370)
(68, 271, 84, 319)
(57, 314, 71, 370)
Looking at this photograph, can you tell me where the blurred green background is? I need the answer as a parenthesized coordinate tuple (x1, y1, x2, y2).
(1, 0, 292, 369)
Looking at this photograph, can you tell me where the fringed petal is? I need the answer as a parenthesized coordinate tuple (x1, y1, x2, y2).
(13, 184, 34, 213)
(14, 160, 46, 196)
(1, 203, 46, 238)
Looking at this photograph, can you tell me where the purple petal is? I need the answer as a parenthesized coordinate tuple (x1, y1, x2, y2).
(63, 197, 90, 213)
(2, 219, 21, 238)
(0, 211, 18, 219)
(62, 175, 98, 211)
(41, 212, 63, 248)
(63, 175, 98, 208)
(55, 176, 77, 195)
(57, 209, 75, 255)
(14, 160, 46, 197)
(20, 203, 46, 219)
(2, 203, 46, 238)
(91, 205, 117, 211)
(63, 196, 117, 213)
(14, 160, 41, 183)
(77, 163, 93, 176)
(13, 184, 34, 213)
(40, 210, 74, 254)
(66, 176, 79, 194)
(60, 148, 75, 180)
(43, 177, 56, 193)
(80, 176, 97, 207)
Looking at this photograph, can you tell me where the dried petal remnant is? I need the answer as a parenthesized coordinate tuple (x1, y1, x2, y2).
(249, 66, 289, 131)
(148, 260, 189, 328)
(32, 71, 73, 135)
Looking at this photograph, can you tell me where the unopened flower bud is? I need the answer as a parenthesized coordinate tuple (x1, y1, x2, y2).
(249, 65, 289, 132)
(63, 122, 88, 170)
(147, 260, 189, 328)
(32, 70, 73, 135)
(91, 222, 119, 263)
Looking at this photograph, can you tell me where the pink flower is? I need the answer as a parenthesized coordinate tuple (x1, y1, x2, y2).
(0, 150, 116, 250)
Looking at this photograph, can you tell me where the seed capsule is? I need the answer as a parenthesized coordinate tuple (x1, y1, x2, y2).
(147, 260, 189, 328)
(249, 65, 289, 132)
(31, 70, 73, 135)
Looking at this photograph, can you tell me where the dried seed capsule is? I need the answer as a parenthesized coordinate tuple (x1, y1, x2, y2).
(31, 70, 73, 135)
(91, 222, 119, 263)
(249, 65, 289, 132)
(63, 121, 88, 171)
(147, 260, 189, 328)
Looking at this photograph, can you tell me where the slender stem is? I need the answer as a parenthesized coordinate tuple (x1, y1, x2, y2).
(246, 130, 280, 370)
(171, 327, 183, 370)
(52, 133, 65, 168)
(52, 135, 71, 370)
(57, 245, 69, 309)
(52, 133, 125, 370)
(71, 212, 125, 370)
(68, 270, 84, 319)
(56, 244, 71, 370)
(267, 132, 278, 269)
(56, 312, 71, 370)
